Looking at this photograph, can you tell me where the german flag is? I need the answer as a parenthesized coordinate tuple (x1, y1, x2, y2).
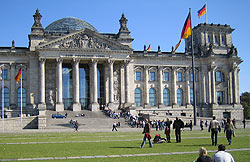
(198, 4, 206, 18)
(15, 69, 22, 84)
(174, 12, 191, 52)
(147, 44, 151, 51)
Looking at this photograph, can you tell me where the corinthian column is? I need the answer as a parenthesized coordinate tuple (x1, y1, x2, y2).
(56, 57, 64, 111)
(10, 63, 16, 108)
(89, 59, 99, 111)
(172, 67, 177, 106)
(211, 66, 216, 104)
(185, 68, 191, 106)
(72, 58, 81, 111)
(124, 60, 131, 107)
(108, 60, 115, 109)
(144, 66, 149, 107)
(158, 67, 163, 107)
(233, 63, 240, 104)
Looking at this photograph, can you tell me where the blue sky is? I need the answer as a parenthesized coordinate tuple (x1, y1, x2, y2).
(0, 0, 249, 94)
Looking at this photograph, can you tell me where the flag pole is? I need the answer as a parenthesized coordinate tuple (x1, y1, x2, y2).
(206, 1, 208, 23)
(1, 65, 4, 132)
(189, 8, 197, 126)
(20, 67, 23, 130)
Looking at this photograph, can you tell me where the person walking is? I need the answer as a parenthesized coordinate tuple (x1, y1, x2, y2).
(173, 117, 184, 143)
(224, 118, 234, 145)
(196, 147, 212, 162)
(74, 120, 79, 131)
(165, 118, 172, 143)
(112, 122, 117, 131)
(140, 119, 153, 148)
(242, 119, 246, 129)
(208, 116, 221, 146)
(212, 144, 235, 162)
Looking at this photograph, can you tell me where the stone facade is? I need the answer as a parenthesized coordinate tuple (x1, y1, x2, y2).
(0, 10, 243, 123)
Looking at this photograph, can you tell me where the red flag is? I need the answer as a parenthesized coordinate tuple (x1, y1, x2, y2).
(198, 4, 206, 18)
(147, 45, 151, 51)
(174, 12, 191, 52)
(15, 69, 22, 84)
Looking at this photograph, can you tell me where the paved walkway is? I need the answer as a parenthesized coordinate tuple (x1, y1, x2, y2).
(1, 134, 249, 145)
(1, 148, 250, 161)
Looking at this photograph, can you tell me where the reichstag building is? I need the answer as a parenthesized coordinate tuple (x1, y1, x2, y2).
(0, 9, 243, 124)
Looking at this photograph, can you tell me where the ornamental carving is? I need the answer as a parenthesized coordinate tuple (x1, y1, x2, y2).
(57, 34, 111, 50)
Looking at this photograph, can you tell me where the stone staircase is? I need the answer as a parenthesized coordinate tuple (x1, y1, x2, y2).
(45, 110, 129, 131)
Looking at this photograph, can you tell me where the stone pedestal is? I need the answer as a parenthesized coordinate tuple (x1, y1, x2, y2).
(89, 102, 99, 111)
(72, 103, 81, 111)
(55, 103, 64, 112)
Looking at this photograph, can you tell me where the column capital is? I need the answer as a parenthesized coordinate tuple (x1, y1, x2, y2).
(56, 57, 63, 64)
(91, 59, 98, 64)
(124, 59, 130, 65)
(172, 66, 177, 72)
(158, 66, 163, 71)
(39, 57, 46, 63)
(208, 62, 217, 71)
(73, 58, 80, 64)
(108, 59, 115, 65)
(144, 65, 150, 70)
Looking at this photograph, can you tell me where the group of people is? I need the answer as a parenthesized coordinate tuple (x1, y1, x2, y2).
(196, 145, 235, 162)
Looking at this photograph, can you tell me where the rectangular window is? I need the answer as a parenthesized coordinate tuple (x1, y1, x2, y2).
(150, 72, 155, 81)
(164, 72, 169, 81)
(136, 72, 141, 81)
(178, 72, 182, 82)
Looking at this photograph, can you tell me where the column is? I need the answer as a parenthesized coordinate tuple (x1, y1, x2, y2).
(233, 63, 239, 104)
(144, 66, 149, 107)
(89, 59, 99, 111)
(185, 68, 191, 106)
(211, 66, 216, 104)
(72, 58, 81, 111)
(56, 58, 64, 111)
(124, 60, 131, 107)
(38, 58, 46, 110)
(208, 70, 212, 104)
(228, 71, 233, 104)
(172, 67, 177, 106)
(202, 72, 207, 104)
(158, 67, 163, 107)
(108, 60, 115, 108)
(10, 63, 16, 108)
(120, 64, 125, 107)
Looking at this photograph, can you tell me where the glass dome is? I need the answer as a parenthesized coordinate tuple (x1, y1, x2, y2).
(45, 17, 98, 33)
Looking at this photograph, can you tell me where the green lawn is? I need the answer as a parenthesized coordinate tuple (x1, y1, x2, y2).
(0, 128, 249, 162)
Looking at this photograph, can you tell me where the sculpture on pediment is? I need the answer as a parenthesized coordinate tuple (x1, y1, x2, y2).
(58, 34, 111, 50)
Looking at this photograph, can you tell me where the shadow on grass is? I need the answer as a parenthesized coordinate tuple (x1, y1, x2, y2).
(182, 144, 212, 147)
(54, 123, 86, 128)
(110, 147, 140, 149)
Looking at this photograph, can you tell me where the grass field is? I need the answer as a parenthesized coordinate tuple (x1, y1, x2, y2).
(0, 128, 249, 162)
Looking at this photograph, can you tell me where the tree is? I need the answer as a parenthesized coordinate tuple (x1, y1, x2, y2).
(241, 92, 250, 119)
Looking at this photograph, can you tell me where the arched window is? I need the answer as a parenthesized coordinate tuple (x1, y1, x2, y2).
(177, 88, 183, 106)
(163, 88, 170, 106)
(0, 87, 10, 107)
(17, 88, 26, 108)
(149, 88, 156, 106)
(134, 88, 142, 107)
(215, 71, 224, 82)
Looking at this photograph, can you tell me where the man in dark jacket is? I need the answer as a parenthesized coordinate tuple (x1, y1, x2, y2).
(173, 117, 184, 143)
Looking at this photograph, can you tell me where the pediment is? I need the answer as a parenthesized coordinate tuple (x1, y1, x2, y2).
(38, 28, 132, 51)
